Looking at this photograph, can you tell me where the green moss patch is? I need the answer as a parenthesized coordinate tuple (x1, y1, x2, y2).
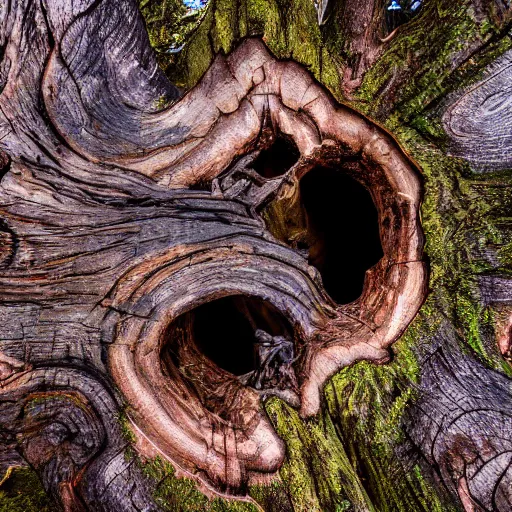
(0, 467, 56, 512)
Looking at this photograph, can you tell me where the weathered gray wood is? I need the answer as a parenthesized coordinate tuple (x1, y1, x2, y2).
(443, 49, 512, 171)
(0, 0, 511, 510)
(407, 324, 512, 511)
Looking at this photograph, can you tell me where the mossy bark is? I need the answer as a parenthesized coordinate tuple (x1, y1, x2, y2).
(135, 1, 512, 511)
(0, 0, 511, 511)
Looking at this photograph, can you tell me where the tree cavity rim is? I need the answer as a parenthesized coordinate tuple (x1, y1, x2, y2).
(104, 38, 427, 496)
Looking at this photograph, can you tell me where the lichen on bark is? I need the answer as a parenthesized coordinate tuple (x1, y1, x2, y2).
(0, 468, 56, 512)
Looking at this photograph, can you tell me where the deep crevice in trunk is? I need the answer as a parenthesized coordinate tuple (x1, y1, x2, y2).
(252, 136, 300, 179)
(162, 295, 297, 418)
(300, 167, 383, 304)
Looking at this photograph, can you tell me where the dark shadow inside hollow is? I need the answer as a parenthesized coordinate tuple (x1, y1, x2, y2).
(252, 136, 300, 178)
(187, 296, 293, 376)
(161, 296, 296, 422)
(300, 167, 383, 304)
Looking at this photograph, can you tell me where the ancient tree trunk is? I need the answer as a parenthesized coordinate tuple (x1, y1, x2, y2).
(0, 0, 511, 511)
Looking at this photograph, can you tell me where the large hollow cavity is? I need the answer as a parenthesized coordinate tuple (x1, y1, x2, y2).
(300, 167, 383, 304)
(107, 40, 426, 495)
(164, 296, 294, 380)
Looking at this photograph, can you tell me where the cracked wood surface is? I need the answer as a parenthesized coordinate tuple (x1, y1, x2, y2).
(0, 0, 510, 510)
(443, 49, 512, 171)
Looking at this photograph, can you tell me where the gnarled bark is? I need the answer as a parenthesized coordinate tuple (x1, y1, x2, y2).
(0, 0, 511, 511)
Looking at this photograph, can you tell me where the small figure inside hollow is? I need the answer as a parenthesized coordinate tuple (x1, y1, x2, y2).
(239, 329, 300, 406)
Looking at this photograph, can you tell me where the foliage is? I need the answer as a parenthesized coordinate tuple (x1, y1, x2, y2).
(148, 0, 342, 91)
(139, 0, 207, 79)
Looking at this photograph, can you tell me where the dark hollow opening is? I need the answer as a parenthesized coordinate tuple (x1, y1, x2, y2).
(191, 296, 293, 376)
(252, 136, 300, 179)
(300, 167, 383, 304)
